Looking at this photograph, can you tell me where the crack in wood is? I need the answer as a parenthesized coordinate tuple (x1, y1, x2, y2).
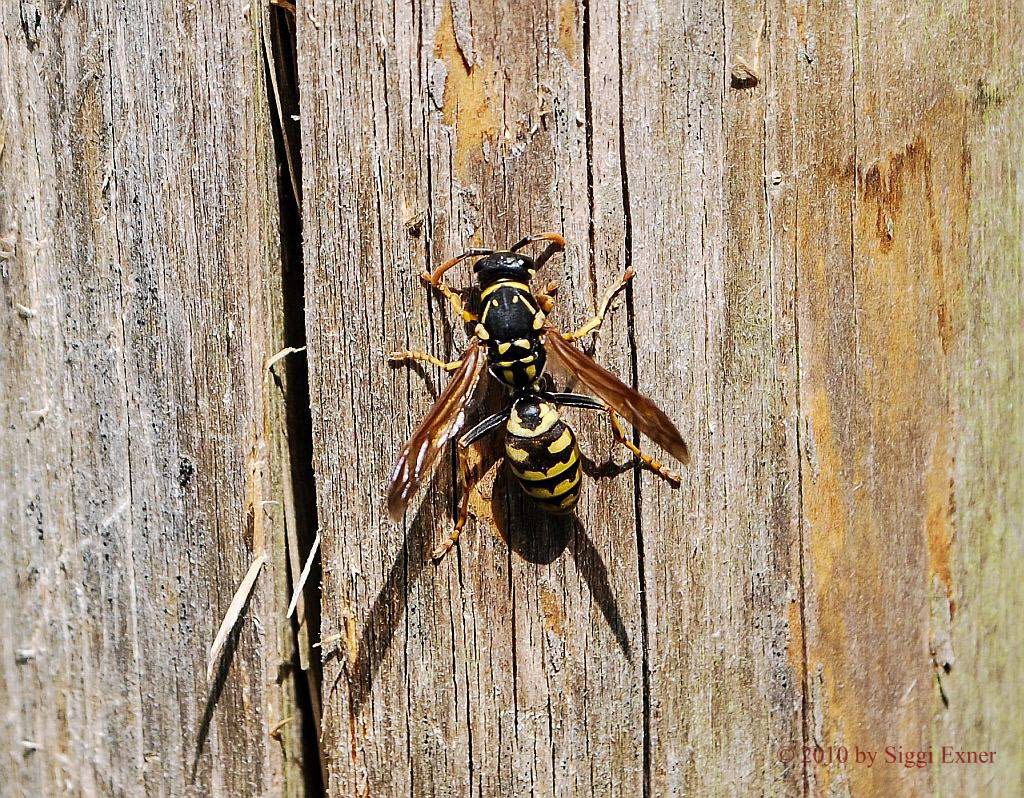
(265, 4, 325, 794)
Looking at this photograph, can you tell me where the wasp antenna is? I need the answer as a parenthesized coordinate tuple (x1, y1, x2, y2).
(510, 231, 566, 252)
(425, 247, 496, 285)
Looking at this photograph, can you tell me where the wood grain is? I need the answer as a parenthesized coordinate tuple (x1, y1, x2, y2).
(794, 1, 1024, 794)
(0, 1, 312, 794)
(299, 0, 1024, 795)
(2, 0, 1021, 794)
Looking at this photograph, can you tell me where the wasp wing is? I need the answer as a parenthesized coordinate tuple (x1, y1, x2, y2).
(544, 328, 690, 465)
(386, 340, 486, 520)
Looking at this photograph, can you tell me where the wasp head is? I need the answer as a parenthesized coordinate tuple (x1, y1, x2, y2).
(473, 252, 536, 287)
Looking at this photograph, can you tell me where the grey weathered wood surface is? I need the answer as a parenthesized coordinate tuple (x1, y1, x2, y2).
(2, 0, 1023, 795)
(298, 0, 1024, 796)
(1, 1, 314, 795)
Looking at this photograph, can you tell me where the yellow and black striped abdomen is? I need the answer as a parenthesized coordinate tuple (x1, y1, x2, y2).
(505, 421, 582, 515)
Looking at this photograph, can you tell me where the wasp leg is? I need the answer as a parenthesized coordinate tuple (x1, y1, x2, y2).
(608, 409, 681, 486)
(430, 459, 471, 561)
(388, 350, 464, 372)
(432, 410, 509, 562)
(419, 276, 479, 323)
(561, 269, 635, 342)
(421, 247, 493, 324)
(548, 392, 605, 411)
(552, 393, 681, 484)
(535, 280, 559, 314)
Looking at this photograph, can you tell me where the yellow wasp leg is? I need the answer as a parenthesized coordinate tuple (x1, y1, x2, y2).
(388, 350, 464, 372)
(421, 247, 492, 324)
(561, 269, 635, 342)
(431, 443, 475, 561)
(608, 409, 681, 485)
(535, 280, 559, 314)
(420, 273, 479, 323)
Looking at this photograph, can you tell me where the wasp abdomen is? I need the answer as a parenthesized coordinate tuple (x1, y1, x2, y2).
(505, 398, 582, 515)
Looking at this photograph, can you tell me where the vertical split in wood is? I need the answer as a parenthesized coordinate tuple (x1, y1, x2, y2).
(614, 2, 653, 793)
(264, 2, 327, 791)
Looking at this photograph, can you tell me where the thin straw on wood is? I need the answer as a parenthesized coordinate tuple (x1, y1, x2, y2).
(264, 345, 306, 372)
(286, 531, 320, 619)
(206, 552, 267, 681)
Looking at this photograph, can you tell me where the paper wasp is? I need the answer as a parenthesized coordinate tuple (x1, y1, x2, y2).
(387, 233, 690, 560)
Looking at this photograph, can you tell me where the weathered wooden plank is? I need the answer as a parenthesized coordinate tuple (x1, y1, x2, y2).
(621, 0, 805, 792)
(0, 1, 310, 794)
(299, 0, 800, 793)
(299, 0, 651, 793)
(943, 80, 1024, 795)
(299, 0, 1024, 795)
(793, 1, 1024, 795)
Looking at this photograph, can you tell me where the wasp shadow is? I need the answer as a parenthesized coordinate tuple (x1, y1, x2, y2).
(325, 369, 507, 715)
(323, 468, 443, 716)
(386, 357, 441, 398)
(340, 343, 502, 713)
(489, 464, 633, 660)
(331, 396, 643, 715)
